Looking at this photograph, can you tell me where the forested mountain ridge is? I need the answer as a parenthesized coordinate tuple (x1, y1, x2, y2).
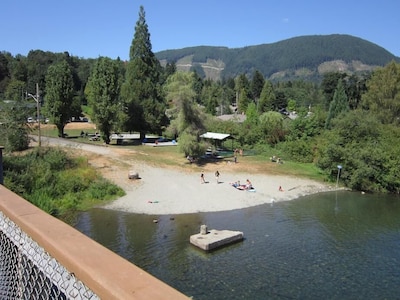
(155, 34, 399, 81)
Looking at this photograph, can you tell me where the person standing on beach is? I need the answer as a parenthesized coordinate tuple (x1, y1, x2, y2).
(215, 170, 220, 183)
(201, 172, 206, 184)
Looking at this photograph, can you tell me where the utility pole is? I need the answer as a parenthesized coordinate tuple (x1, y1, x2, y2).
(36, 83, 41, 148)
(28, 83, 41, 147)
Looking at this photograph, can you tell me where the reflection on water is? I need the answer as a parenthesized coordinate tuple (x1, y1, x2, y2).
(74, 191, 400, 299)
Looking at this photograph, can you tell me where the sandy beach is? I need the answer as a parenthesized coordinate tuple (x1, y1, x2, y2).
(103, 163, 336, 215)
(39, 135, 337, 215)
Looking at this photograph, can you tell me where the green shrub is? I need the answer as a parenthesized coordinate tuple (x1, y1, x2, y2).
(3, 147, 124, 218)
(278, 139, 314, 163)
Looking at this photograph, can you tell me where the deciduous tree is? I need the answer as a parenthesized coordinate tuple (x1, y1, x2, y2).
(164, 71, 206, 156)
(87, 57, 121, 144)
(5, 79, 25, 101)
(259, 111, 285, 145)
(44, 60, 74, 137)
(361, 61, 400, 125)
(0, 101, 30, 151)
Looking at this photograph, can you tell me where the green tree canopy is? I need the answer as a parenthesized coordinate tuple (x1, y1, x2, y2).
(361, 61, 400, 125)
(317, 110, 400, 193)
(120, 6, 168, 139)
(321, 72, 347, 109)
(87, 57, 122, 144)
(259, 111, 285, 145)
(250, 70, 265, 101)
(44, 60, 74, 137)
(235, 74, 251, 113)
(0, 101, 30, 151)
(5, 79, 25, 101)
(258, 80, 275, 113)
(164, 71, 206, 156)
(325, 80, 349, 128)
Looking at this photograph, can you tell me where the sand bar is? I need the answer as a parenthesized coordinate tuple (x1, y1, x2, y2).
(103, 164, 335, 215)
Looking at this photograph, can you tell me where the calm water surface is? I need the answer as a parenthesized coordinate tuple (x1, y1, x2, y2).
(74, 191, 400, 299)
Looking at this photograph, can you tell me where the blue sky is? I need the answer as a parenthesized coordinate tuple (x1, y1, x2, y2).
(2, 0, 399, 60)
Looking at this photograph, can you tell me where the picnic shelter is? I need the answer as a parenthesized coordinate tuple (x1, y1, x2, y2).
(199, 132, 234, 150)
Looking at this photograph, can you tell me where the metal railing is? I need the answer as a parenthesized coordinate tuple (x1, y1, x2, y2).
(0, 211, 97, 299)
(0, 186, 188, 300)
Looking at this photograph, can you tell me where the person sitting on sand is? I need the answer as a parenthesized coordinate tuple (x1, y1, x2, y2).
(230, 181, 240, 188)
(245, 179, 253, 190)
(232, 180, 252, 190)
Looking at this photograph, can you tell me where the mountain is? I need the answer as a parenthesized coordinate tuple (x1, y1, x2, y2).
(155, 34, 399, 81)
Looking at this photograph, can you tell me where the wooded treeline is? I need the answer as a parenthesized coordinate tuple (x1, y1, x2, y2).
(1, 6, 400, 194)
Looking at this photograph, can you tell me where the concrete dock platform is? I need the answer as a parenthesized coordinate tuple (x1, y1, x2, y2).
(190, 226, 244, 251)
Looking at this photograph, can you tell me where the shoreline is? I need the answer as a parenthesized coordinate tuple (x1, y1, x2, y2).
(103, 164, 337, 215)
(36, 137, 338, 215)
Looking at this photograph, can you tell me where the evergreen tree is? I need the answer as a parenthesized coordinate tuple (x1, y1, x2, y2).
(0, 52, 11, 98)
(120, 6, 168, 139)
(235, 74, 251, 113)
(87, 57, 121, 144)
(325, 80, 349, 129)
(250, 70, 265, 102)
(258, 80, 275, 113)
(44, 60, 74, 137)
(192, 71, 204, 104)
(245, 102, 258, 126)
(162, 61, 177, 84)
(223, 77, 237, 110)
(345, 74, 365, 110)
(321, 72, 347, 110)
(202, 82, 223, 115)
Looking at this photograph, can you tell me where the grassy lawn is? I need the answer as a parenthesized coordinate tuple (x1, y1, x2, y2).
(36, 124, 330, 183)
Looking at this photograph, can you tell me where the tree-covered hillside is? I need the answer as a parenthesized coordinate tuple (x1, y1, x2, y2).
(156, 34, 399, 80)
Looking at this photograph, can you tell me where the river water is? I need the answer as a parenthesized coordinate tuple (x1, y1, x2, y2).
(74, 191, 400, 299)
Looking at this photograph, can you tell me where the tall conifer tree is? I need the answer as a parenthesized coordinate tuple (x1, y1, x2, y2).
(258, 80, 275, 113)
(121, 6, 168, 139)
(325, 80, 349, 128)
